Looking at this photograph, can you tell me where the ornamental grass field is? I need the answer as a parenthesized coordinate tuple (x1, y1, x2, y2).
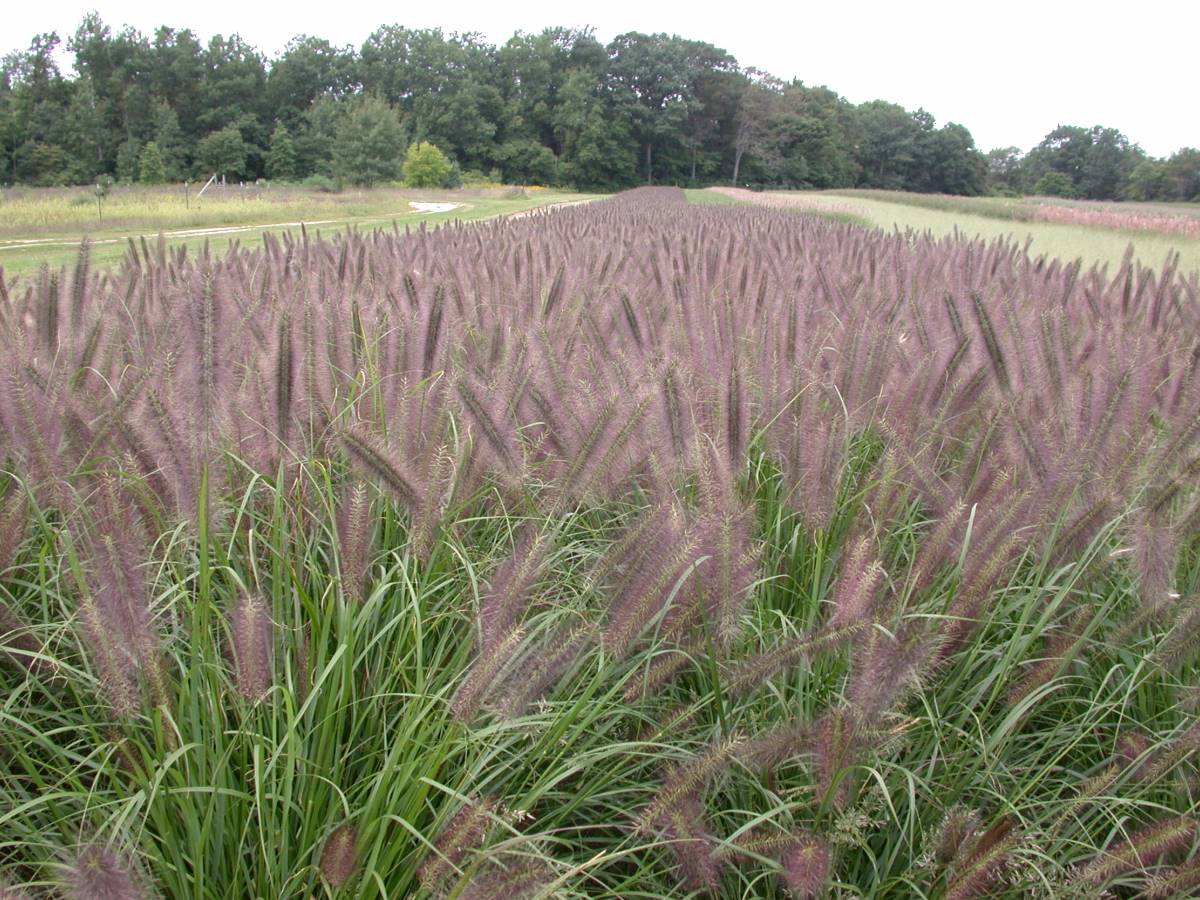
(712, 188, 1200, 276)
(0, 184, 593, 277)
(1, 187, 1199, 898)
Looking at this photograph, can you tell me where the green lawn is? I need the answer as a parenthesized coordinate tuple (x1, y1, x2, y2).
(0, 184, 602, 279)
(819, 191, 1199, 274)
(681, 188, 742, 205)
(697, 188, 1200, 275)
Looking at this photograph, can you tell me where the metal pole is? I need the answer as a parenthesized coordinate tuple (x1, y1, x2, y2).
(196, 174, 217, 201)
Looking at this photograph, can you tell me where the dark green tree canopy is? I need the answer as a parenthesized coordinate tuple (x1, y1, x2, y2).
(196, 123, 249, 180)
(333, 96, 404, 186)
(265, 121, 298, 181)
(0, 15, 1192, 198)
(138, 140, 166, 183)
(267, 36, 359, 131)
(1018, 124, 1145, 200)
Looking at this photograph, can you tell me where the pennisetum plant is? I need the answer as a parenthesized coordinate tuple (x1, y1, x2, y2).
(0, 186, 1196, 897)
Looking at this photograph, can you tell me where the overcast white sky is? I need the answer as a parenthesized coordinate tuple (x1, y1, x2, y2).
(5, 0, 1196, 157)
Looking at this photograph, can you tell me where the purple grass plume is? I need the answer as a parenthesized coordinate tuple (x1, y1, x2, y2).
(636, 735, 743, 836)
(723, 624, 864, 699)
(0, 877, 33, 900)
(846, 622, 934, 722)
(227, 593, 276, 702)
(77, 595, 141, 718)
(1004, 606, 1092, 707)
(722, 826, 795, 861)
(1078, 816, 1196, 886)
(451, 627, 524, 721)
(1146, 855, 1200, 900)
(319, 822, 360, 888)
(827, 536, 884, 631)
(661, 795, 723, 894)
(340, 426, 425, 514)
(779, 831, 832, 899)
(944, 817, 1018, 900)
(75, 473, 171, 712)
(742, 718, 812, 773)
(477, 528, 552, 652)
(458, 858, 556, 900)
(417, 796, 498, 894)
(494, 622, 593, 717)
(0, 486, 28, 575)
(930, 806, 983, 867)
(1114, 730, 1156, 781)
(0, 598, 52, 676)
(336, 481, 373, 602)
(811, 709, 863, 810)
(1156, 596, 1200, 672)
(66, 844, 151, 900)
(1131, 507, 1178, 617)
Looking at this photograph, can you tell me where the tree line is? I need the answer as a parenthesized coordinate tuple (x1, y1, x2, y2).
(986, 128, 1199, 203)
(1, 16, 1196, 199)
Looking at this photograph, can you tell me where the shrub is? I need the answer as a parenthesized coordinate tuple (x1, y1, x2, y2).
(266, 123, 299, 183)
(197, 125, 249, 181)
(402, 141, 453, 188)
(1031, 170, 1076, 198)
(301, 173, 339, 193)
(138, 141, 167, 184)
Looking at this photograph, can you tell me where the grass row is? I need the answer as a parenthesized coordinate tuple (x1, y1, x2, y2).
(820, 192, 1200, 275)
(700, 188, 1200, 275)
(8, 183, 1198, 281)
(2, 444, 1198, 897)
(0, 186, 597, 278)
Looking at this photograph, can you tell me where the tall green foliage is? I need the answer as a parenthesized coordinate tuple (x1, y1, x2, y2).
(402, 140, 451, 187)
(0, 15, 1193, 197)
(266, 122, 298, 181)
(332, 96, 403, 186)
(197, 124, 248, 179)
(152, 101, 187, 180)
(137, 140, 165, 183)
(1032, 170, 1077, 198)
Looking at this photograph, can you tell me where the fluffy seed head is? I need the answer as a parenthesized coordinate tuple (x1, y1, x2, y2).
(319, 822, 359, 888)
(779, 831, 832, 899)
(418, 796, 497, 892)
(66, 844, 149, 900)
(228, 593, 275, 702)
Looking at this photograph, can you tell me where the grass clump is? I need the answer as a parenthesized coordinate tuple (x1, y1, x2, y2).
(0, 187, 1198, 896)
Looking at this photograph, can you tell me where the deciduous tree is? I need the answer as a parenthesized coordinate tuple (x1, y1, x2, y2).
(333, 96, 404, 186)
(197, 123, 248, 179)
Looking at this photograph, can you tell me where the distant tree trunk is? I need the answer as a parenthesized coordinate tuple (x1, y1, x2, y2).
(645, 143, 653, 185)
(732, 147, 745, 186)
(690, 145, 697, 182)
